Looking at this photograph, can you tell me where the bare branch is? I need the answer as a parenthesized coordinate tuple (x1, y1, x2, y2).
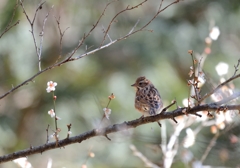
(158, 0, 164, 11)
(200, 133, 219, 163)
(0, 21, 20, 39)
(200, 123, 238, 164)
(37, 6, 53, 71)
(102, 25, 112, 42)
(46, 124, 50, 144)
(128, 19, 140, 35)
(0, 65, 53, 100)
(0, 0, 180, 100)
(64, 0, 118, 61)
(200, 73, 240, 103)
(130, 144, 160, 168)
(55, 16, 70, 58)
(232, 58, 240, 77)
(0, 0, 20, 38)
(66, 124, 72, 139)
(19, 0, 46, 71)
(128, 0, 180, 36)
(0, 102, 240, 163)
(38, 5, 54, 71)
(164, 120, 184, 168)
(100, 0, 148, 46)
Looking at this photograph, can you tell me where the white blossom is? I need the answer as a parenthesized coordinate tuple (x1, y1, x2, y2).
(48, 109, 55, 118)
(215, 62, 229, 76)
(46, 81, 57, 93)
(103, 108, 111, 119)
(183, 128, 195, 148)
(13, 158, 32, 168)
(182, 98, 188, 107)
(209, 26, 220, 40)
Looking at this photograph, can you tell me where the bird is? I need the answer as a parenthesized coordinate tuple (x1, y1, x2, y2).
(131, 76, 163, 126)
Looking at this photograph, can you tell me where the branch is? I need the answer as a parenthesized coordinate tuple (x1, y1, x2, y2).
(100, 0, 148, 46)
(130, 144, 160, 168)
(200, 73, 240, 103)
(19, 1, 46, 71)
(200, 133, 219, 163)
(0, 102, 240, 163)
(232, 58, 240, 77)
(72, 0, 181, 61)
(0, 21, 20, 39)
(100, 0, 180, 46)
(38, 5, 54, 71)
(55, 16, 70, 58)
(0, 65, 53, 100)
(63, 0, 118, 61)
(0, 0, 20, 39)
(0, 0, 180, 100)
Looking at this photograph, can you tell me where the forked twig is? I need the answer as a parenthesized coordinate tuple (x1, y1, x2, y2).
(55, 16, 70, 58)
(102, 25, 112, 42)
(158, 0, 164, 11)
(0, 0, 180, 100)
(200, 73, 240, 103)
(63, 0, 118, 62)
(0, 21, 20, 39)
(0, 0, 20, 38)
(38, 5, 54, 71)
(128, 19, 140, 35)
(19, 0, 46, 71)
(100, 0, 148, 46)
(232, 59, 240, 77)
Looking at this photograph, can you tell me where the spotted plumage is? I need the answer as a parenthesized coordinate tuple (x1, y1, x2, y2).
(131, 76, 163, 117)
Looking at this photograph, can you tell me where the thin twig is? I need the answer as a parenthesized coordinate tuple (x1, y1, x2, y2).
(158, 0, 164, 11)
(0, 0, 180, 100)
(232, 59, 240, 77)
(100, 0, 148, 46)
(214, 91, 240, 106)
(0, 0, 20, 38)
(130, 144, 160, 168)
(200, 133, 219, 163)
(66, 124, 72, 139)
(38, 5, 54, 71)
(46, 124, 50, 144)
(55, 16, 70, 58)
(129, 0, 180, 36)
(128, 19, 140, 35)
(102, 25, 112, 42)
(189, 51, 200, 103)
(64, 0, 118, 61)
(200, 73, 240, 103)
(19, 0, 46, 71)
(0, 21, 20, 39)
(104, 134, 111, 141)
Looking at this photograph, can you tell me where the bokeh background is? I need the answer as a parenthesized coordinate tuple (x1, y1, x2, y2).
(0, 0, 240, 167)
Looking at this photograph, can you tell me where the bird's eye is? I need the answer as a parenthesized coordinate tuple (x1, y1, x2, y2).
(139, 82, 143, 86)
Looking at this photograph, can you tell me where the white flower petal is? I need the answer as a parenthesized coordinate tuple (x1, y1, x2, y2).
(209, 26, 220, 40)
(215, 62, 229, 76)
(182, 98, 188, 107)
(48, 109, 55, 118)
(183, 128, 195, 148)
(46, 81, 57, 93)
(103, 108, 111, 119)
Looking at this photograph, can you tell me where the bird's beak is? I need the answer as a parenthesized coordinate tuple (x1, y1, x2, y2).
(131, 83, 136, 87)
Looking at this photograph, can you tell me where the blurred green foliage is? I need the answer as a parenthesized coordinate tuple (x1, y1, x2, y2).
(0, 0, 240, 167)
